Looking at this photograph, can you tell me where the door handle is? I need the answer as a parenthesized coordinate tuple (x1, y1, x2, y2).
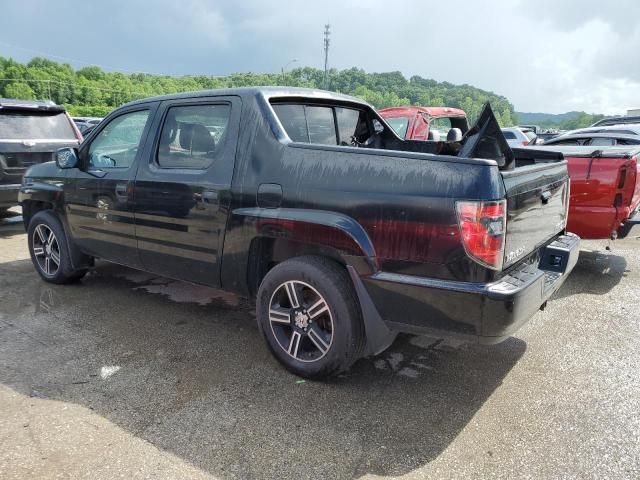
(541, 191, 552, 204)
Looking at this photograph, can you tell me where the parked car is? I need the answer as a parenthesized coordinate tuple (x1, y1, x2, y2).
(379, 106, 468, 141)
(533, 145, 640, 239)
(72, 117, 102, 134)
(0, 98, 82, 214)
(19, 87, 579, 378)
(591, 116, 640, 127)
(535, 131, 560, 143)
(565, 124, 640, 137)
(501, 127, 537, 147)
(542, 132, 640, 147)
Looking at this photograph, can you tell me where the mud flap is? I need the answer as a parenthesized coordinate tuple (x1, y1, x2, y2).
(347, 265, 398, 356)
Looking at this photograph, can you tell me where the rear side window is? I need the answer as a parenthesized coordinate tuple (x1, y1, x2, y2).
(502, 131, 517, 139)
(272, 103, 369, 146)
(430, 117, 452, 137)
(306, 106, 337, 145)
(0, 112, 76, 140)
(272, 104, 308, 142)
(589, 137, 615, 146)
(157, 104, 231, 169)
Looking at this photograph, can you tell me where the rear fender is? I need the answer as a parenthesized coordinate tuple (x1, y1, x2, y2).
(225, 207, 394, 357)
(230, 207, 377, 275)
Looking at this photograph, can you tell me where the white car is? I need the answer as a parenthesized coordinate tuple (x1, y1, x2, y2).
(501, 127, 536, 147)
(563, 124, 640, 137)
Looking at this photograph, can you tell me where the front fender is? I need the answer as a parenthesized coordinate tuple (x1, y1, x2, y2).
(19, 179, 65, 210)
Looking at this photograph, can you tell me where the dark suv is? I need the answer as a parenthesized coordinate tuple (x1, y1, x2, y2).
(0, 99, 81, 214)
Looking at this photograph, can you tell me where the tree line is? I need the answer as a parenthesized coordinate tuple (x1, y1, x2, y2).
(2, 56, 520, 125)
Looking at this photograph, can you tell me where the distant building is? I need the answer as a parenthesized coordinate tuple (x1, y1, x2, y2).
(628, 108, 640, 116)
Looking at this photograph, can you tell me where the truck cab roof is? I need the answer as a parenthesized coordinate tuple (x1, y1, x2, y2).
(121, 87, 368, 109)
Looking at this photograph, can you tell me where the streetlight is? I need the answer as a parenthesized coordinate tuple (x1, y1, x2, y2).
(281, 59, 297, 85)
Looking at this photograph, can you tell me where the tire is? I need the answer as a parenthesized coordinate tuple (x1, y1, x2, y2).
(27, 210, 87, 284)
(256, 256, 365, 379)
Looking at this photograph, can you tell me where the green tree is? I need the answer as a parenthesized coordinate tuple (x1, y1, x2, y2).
(4, 82, 35, 99)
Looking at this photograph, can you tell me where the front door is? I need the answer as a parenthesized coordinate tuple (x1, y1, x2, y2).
(133, 96, 240, 286)
(65, 107, 156, 267)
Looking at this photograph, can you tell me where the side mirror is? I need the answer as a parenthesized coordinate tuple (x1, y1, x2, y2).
(55, 147, 79, 169)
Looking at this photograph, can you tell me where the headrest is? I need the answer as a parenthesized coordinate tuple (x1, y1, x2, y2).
(447, 128, 462, 142)
(177, 122, 215, 153)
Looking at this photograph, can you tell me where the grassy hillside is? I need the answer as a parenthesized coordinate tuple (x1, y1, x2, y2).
(517, 111, 608, 130)
(0, 57, 517, 125)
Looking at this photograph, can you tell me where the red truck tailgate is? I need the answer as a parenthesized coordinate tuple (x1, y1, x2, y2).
(533, 146, 640, 239)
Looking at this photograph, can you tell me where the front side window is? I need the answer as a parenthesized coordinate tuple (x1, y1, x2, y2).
(88, 110, 149, 168)
(157, 104, 231, 169)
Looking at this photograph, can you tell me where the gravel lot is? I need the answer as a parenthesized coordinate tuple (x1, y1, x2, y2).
(1, 208, 638, 479)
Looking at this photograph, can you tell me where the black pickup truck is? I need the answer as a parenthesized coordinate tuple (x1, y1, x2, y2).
(19, 87, 579, 378)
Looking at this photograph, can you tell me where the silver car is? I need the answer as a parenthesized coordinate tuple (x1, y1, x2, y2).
(501, 127, 537, 147)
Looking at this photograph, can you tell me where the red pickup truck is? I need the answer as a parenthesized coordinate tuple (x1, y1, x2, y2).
(533, 146, 640, 239)
(379, 106, 468, 141)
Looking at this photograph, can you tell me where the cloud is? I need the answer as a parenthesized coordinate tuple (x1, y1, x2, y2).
(1, 0, 638, 114)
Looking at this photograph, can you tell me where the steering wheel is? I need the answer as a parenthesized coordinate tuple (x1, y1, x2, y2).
(93, 154, 117, 168)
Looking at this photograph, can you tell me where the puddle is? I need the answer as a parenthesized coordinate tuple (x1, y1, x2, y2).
(114, 269, 239, 306)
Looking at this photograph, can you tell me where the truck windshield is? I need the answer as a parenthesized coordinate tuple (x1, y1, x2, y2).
(0, 112, 76, 140)
(385, 117, 410, 138)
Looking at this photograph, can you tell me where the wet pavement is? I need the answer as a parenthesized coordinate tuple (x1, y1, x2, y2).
(1, 208, 639, 479)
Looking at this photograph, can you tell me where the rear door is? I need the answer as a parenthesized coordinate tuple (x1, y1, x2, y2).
(132, 96, 241, 286)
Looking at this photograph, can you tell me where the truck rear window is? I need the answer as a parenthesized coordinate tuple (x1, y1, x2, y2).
(272, 103, 368, 146)
(0, 112, 76, 140)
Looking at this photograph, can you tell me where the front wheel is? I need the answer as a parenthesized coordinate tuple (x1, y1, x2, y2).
(256, 256, 365, 379)
(27, 211, 87, 284)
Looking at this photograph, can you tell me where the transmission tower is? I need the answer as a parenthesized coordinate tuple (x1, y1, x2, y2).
(323, 24, 331, 90)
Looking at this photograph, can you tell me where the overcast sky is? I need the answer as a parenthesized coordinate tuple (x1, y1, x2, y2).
(2, 0, 639, 114)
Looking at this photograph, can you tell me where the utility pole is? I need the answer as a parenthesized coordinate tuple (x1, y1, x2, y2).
(323, 24, 331, 90)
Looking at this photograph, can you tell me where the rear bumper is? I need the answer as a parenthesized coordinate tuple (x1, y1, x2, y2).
(617, 209, 640, 239)
(361, 234, 580, 344)
(0, 183, 20, 208)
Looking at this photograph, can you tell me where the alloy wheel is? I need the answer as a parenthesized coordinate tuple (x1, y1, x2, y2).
(32, 224, 61, 277)
(269, 280, 334, 362)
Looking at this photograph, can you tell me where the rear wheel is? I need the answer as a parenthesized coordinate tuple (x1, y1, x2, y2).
(256, 256, 364, 379)
(28, 211, 87, 284)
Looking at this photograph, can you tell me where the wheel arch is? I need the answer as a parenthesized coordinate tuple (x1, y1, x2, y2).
(226, 208, 377, 296)
(19, 181, 66, 230)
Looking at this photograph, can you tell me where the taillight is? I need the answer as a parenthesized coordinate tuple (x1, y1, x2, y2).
(456, 200, 507, 270)
(522, 140, 529, 146)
